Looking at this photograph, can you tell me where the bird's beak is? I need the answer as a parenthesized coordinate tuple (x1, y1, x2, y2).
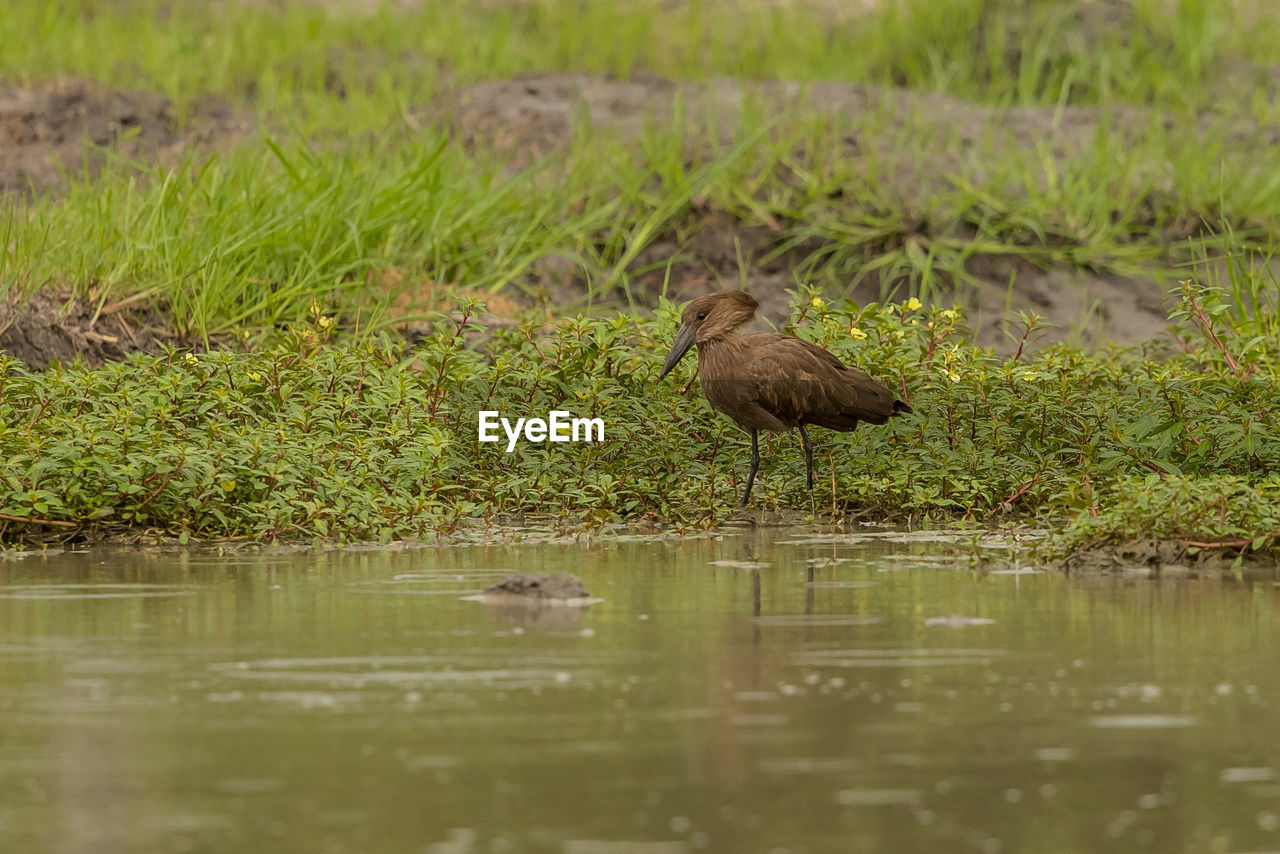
(658, 323, 697, 380)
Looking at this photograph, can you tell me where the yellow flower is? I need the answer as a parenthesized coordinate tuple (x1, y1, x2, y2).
(811, 296, 825, 308)
(1020, 373, 1037, 382)
(248, 372, 262, 383)
(317, 315, 334, 330)
(940, 309, 958, 321)
(220, 480, 236, 492)
(184, 353, 198, 366)
(849, 327, 868, 340)
(948, 371, 961, 383)
(905, 297, 922, 312)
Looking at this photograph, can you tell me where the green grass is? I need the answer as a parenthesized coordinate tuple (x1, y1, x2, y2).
(0, 1, 1277, 330)
(2, 1, 1279, 335)
(5, 0, 1280, 119)
(4, 102, 1279, 338)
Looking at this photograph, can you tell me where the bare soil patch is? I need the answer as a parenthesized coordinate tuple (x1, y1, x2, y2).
(0, 291, 181, 369)
(436, 72, 1205, 182)
(0, 79, 250, 198)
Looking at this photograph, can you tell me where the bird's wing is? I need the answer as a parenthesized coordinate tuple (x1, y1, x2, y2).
(742, 334, 902, 426)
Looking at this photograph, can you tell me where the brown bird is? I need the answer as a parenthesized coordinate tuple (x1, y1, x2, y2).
(658, 290, 912, 506)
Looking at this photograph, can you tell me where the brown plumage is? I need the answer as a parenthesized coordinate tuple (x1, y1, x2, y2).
(658, 289, 912, 505)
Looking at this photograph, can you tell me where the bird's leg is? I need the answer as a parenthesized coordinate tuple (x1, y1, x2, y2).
(741, 428, 760, 507)
(798, 424, 814, 492)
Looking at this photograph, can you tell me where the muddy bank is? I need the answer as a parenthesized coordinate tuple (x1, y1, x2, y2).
(0, 80, 241, 368)
(8, 517, 1275, 580)
(0, 79, 249, 198)
(0, 291, 182, 369)
(1062, 538, 1280, 578)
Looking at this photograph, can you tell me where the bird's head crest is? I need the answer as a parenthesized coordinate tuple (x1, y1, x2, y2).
(658, 290, 759, 380)
(678, 290, 759, 340)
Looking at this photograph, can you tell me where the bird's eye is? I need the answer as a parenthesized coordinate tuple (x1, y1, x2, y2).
(696, 311, 708, 321)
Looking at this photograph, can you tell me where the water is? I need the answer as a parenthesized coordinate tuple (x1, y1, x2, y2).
(1, 531, 1278, 854)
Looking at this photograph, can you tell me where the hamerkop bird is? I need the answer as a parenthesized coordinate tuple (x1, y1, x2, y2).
(658, 290, 912, 505)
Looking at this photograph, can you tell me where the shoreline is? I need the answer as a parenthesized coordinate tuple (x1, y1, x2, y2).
(5, 514, 1277, 578)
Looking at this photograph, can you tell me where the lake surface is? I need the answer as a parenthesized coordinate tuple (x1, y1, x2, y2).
(1, 530, 1279, 854)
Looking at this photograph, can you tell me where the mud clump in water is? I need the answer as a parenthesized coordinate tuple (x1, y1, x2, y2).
(482, 572, 590, 601)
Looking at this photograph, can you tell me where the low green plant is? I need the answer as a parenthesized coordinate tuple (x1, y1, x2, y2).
(1053, 474, 1280, 557)
(1, 282, 1277, 555)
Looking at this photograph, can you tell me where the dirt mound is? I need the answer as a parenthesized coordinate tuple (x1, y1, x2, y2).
(0, 79, 249, 198)
(0, 291, 180, 369)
